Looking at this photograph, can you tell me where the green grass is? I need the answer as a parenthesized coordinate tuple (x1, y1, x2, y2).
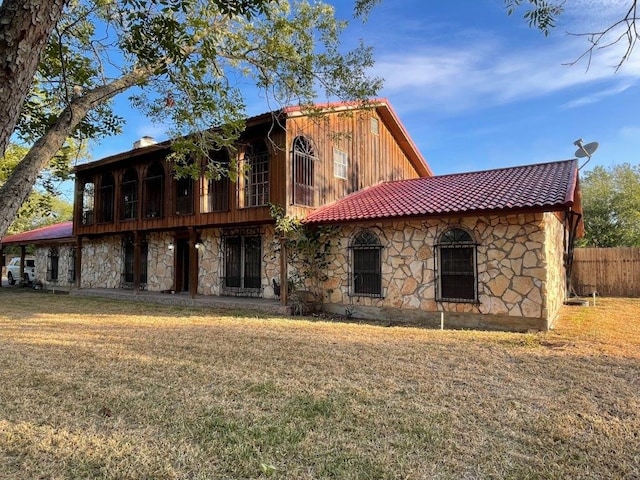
(0, 290, 638, 479)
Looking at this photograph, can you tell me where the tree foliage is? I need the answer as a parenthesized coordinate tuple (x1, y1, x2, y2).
(579, 164, 640, 247)
(0, 144, 73, 235)
(0, 0, 382, 239)
(505, 0, 639, 69)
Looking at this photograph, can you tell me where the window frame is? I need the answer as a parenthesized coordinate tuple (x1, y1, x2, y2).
(244, 140, 270, 207)
(291, 136, 316, 206)
(47, 247, 59, 282)
(143, 162, 164, 219)
(436, 228, 478, 303)
(350, 230, 383, 297)
(120, 168, 138, 220)
(222, 233, 262, 294)
(333, 147, 348, 180)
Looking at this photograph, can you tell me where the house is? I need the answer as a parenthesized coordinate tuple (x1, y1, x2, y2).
(0, 221, 76, 290)
(303, 160, 582, 331)
(1, 99, 583, 331)
(71, 100, 429, 297)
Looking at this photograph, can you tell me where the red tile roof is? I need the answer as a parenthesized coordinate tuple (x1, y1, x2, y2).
(0, 221, 74, 246)
(304, 160, 579, 224)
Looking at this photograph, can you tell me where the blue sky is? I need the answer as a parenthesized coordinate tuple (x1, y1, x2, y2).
(87, 0, 639, 182)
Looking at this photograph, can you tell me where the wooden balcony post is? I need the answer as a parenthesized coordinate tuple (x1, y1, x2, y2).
(189, 228, 198, 299)
(76, 236, 83, 289)
(133, 231, 141, 293)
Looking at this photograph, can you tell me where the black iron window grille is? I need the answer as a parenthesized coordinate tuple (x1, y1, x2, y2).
(47, 247, 59, 282)
(350, 230, 383, 297)
(436, 228, 478, 302)
(223, 235, 262, 291)
(292, 136, 315, 206)
(67, 247, 76, 283)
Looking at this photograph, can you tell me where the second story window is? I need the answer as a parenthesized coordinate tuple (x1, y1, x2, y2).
(174, 160, 195, 215)
(203, 149, 230, 212)
(292, 136, 315, 206)
(81, 181, 95, 225)
(121, 168, 138, 220)
(97, 173, 115, 223)
(333, 148, 348, 179)
(244, 140, 269, 207)
(143, 161, 164, 218)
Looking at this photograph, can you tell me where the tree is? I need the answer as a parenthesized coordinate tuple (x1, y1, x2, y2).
(0, 0, 382, 240)
(505, 0, 639, 70)
(0, 143, 73, 235)
(579, 164, 640, 247)
(0, 0, 69, 156)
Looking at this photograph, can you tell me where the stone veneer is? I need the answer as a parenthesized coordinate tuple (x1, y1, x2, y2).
(315, 213, 567, 331)
(34, 244, 76, 290)
(79, 228, 280, 298)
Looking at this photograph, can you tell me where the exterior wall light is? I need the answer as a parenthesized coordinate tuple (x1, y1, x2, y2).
(195, 240, 204, 250)
(168, 242, 175, 251)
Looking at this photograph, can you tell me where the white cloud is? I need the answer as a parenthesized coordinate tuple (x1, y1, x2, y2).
(373, 32, 640, 114)
(561, 83, 635, 109)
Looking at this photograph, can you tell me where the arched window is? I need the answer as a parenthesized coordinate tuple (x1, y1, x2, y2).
(292, 136, 315, 206)
(437, 228, 477, 302)
(351, 230, 382, 296)
(121, 168, 138, 220)
(244, 140, 269, 207)
(97, 173, 115, 223)
(203, 149, 230, 212)
(143, 162, 164, 218)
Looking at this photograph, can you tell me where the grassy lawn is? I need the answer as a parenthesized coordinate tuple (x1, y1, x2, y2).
(0, 290, 638, 479)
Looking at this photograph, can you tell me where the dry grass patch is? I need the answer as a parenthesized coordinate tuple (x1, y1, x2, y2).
(0, 290, 638, 479)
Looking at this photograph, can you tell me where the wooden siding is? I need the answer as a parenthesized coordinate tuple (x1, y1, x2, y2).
(73, 105, 428, 236)
(74, 126, 286, 237)
(285, 109, 426, 218)
(571, 247, 640, 297)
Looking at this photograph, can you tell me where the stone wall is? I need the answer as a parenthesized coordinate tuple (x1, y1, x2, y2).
(316, 214, 564, 331)
(544, 212, 567, 327)
(78, 228, 281, 298)
(146, 232, 174, 292)
(34, 244, 76, 290)
(80, 236, 122, 288)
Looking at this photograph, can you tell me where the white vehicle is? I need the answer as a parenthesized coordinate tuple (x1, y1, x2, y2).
(6, 257, 36, 285)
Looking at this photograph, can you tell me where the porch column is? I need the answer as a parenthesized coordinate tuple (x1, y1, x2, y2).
(279, 237, 288, 306)
(133, 231, 141, 294)
(19, 246, 26, 285)
(76, 236, 83, 289)
(189, 228, 198, 299)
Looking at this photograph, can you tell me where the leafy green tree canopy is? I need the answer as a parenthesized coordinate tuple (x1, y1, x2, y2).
(0, 0, 382, 239)
(579, 163, 640, 247)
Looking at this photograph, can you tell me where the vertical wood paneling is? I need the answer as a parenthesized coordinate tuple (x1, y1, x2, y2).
(571, 247, 640, 297)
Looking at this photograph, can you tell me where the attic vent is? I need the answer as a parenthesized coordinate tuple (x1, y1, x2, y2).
(133, 136, 157, 149)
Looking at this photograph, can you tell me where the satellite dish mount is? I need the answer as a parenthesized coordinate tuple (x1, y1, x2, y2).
(573, 138, 599, 170)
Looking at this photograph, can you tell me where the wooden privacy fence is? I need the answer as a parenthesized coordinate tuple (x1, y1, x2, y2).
(571, 248, 640, 297)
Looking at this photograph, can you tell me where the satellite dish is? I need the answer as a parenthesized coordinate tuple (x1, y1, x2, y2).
(574, 140, 599, 159)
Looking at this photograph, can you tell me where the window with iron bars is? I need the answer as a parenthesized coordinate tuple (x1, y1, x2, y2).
(121, 236, 148, 289)
(47, 247, 59, 282)
(292, 136, 315, 206)
(67, 247, 76, 283)
(223, 235, 262, 290)
(350, 230, 383, 297)
(244, 141, 269, 207)
(436, 228, 477, 302)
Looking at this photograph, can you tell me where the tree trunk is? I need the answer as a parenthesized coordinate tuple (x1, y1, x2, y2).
(0, 67, 151, 239)
(0, 0, 69, 156)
